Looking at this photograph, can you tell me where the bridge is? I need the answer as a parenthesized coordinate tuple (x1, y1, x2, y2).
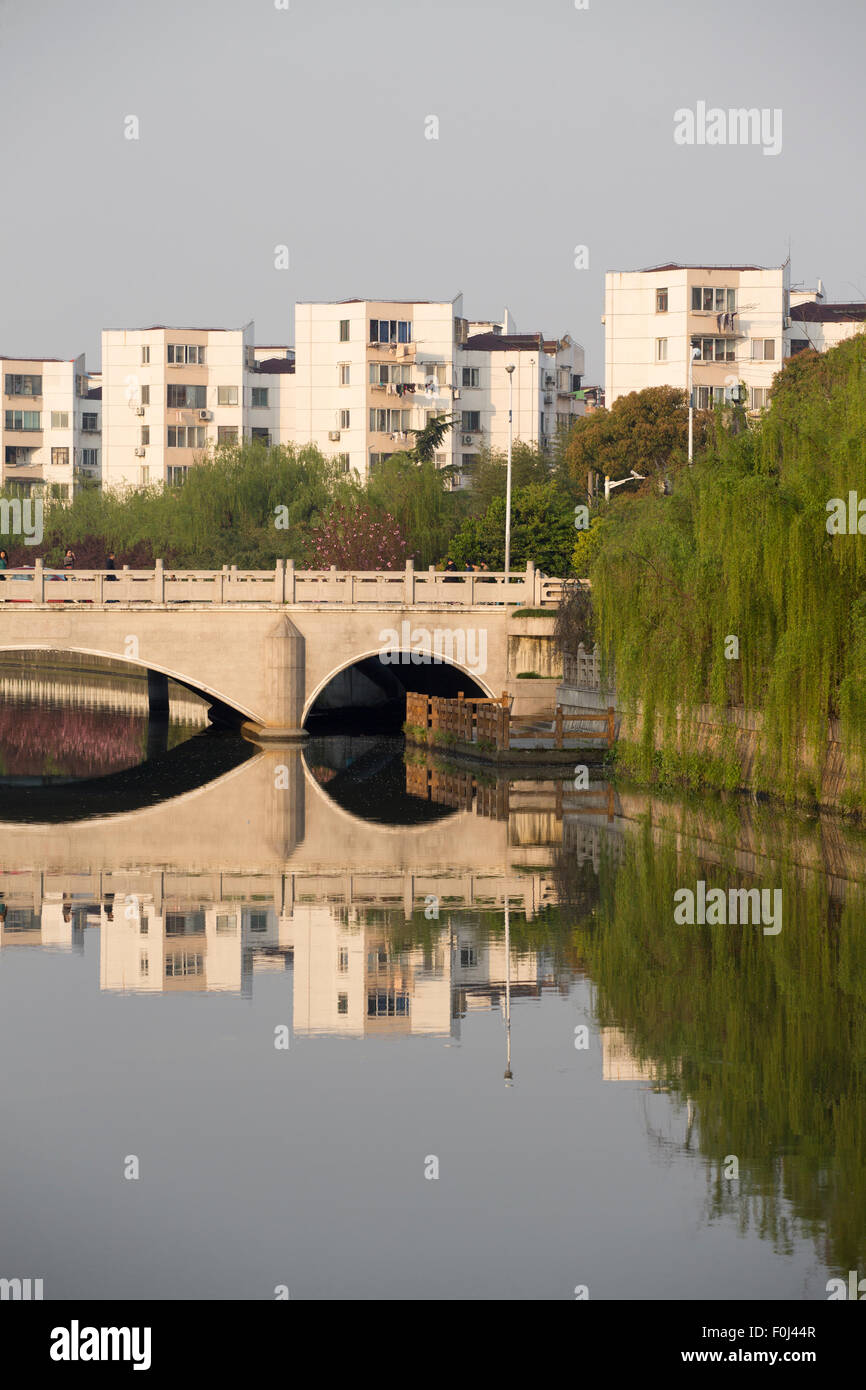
(0, 561, 562, 737)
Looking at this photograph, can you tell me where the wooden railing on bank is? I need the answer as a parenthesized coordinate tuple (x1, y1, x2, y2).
(0, 560, 564, 609)
(406, 691, 616, 752)
(405, 763, 616, 822)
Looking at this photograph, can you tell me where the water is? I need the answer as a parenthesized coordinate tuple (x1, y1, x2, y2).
(0, 668, 863, 1300)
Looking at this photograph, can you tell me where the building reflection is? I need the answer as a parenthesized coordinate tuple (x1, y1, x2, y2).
(0, 870, 565, 1037)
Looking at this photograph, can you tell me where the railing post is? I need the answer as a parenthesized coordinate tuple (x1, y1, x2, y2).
(274, 557, 285, 604)
(34, 557, 44, 604)
(607, 705, 615, 748)
(525, 559, 535, 606)
(219, 566, 227, 604)
(555, 706, 563, 749)
(96, 572, 104, 605)
(154, 558, 164, 604)
(404, 558, 415, 605)
(286, 559, 295, 603)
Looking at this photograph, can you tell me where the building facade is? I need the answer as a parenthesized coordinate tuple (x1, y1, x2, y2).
(604, 262, 866, 415)
(1, 355, 100, 497)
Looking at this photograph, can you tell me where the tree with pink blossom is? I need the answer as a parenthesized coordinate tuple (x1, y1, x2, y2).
(306, 503, 410, 569)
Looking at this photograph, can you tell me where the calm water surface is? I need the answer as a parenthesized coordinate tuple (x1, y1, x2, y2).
(0, 667, 863, 1300)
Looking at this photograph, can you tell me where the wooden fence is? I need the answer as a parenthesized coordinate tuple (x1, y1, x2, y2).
(406, 691, 615, 752)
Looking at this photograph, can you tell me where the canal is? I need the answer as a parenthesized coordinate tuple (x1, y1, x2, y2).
(0, 655, 863, 1300)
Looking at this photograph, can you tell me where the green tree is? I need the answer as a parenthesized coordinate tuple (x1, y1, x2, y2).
(462, 441, 551, 516)
(364, 454, 462, 567)
(448, 481, 576, 574)
(562, 385, 711, 490)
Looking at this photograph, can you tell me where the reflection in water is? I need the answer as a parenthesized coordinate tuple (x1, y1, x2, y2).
(1, 693, 865, 1296)
(0, 652, 208, 780)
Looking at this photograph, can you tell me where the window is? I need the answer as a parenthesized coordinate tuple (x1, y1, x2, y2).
(367, 989, 410, 1017)
(251, 387, 269, 408)
(141, 426, 150, 445)
(462, 411, 481, 432)
(216, 914, 237, 934)
(51, 447, 69, 467)
(167, 343, 205, 364)
(140, 953, 149, 977)
(168, 426, 206, 447)
(694, 337, 736, 362)
(140, 385, 150, 405)
(139, 465, 150, 484)
(369, 408, 410, 433)
(82, 448, 99, 468)
(462, 366, 480, 388)
(339, 319, 350, 341)
(141, 346, 150, 364)
(338, 363, 350, 386)
(251, 427, 271, 445)
(340, 408, 350, 429)
(217, 385, 238, 406)
(656, 338, 668, 361)
(656, 288, 668, 313)
(217, 425, 238, 444)
(459, 946, 478, 969)
(336, 453, 351, 472)
(165, 952, 204, 977)
(338, 948, 349, 972)
(167, 465, 189, 485)
(751, 338, 775, 360)
(790, 338, 810, 356)
(369, 319, 412, 344)
(4, 410, 41, 430)
(4, 374, 42, 396)
(750, 386, 770, 410)
(51, 411, 69, 429)
(337, 993, 348, 1014)
(691, 286, 736, 312)
(369, 453, 394, 469)
(82, 412, 98, 432)
(249, 911, 268, 932)
(167, 384, 207, 409)
(462, 453, 479, 469)
(368, 362, 412, 385)
(694, 386, 727, 409)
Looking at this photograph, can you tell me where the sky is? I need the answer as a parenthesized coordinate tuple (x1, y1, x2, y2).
(1, 0, 865, 384)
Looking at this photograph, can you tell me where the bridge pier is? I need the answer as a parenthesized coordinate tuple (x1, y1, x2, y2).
(147, 669, 170, 717)
(241, 615, 307, 741)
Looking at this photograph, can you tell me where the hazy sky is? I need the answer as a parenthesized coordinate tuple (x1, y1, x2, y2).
(1, 0, 864, 383)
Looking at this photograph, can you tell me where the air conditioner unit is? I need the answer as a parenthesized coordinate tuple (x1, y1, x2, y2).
(462, 434, 473, 445)
(328, 430, 341, 441)
(452, 389, 461, 399)
(134, 446, 146, 457)
(135, 406, 145, 416)
(199, 409, 212, 420)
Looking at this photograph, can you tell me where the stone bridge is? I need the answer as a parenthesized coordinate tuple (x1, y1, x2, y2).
(0, 562, 562, 736)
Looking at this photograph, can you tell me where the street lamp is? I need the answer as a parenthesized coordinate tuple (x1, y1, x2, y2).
(687, 345, 701, 464)
(504, 364, 515, 583)
(604, 469, 645, 501)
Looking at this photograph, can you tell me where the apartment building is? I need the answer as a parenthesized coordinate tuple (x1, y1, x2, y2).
(604, 262, 866, 414)
(1, 354, 100, 496)
(294, 297, 586, 484)
(604, 263, 793, 412)
(458, 325, 585, 477)
(101, 322, 297, 488)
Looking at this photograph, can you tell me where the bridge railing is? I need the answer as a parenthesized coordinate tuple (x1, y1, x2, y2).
(0, 560, 563, 608)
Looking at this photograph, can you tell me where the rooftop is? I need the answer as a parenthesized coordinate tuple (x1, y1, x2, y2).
(631, 263, 777, 274)
(791, 302, 866, 323)
(465, 332, 548, 352)
(255, 357, 295, 374)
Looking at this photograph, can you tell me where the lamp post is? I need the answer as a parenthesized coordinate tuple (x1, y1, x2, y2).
(687, 345, 701, 464)
(603, 469, 645, 501)
(504, 364, 515, 583)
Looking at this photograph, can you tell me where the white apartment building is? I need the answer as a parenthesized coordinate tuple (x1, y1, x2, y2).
(604, 263, 866, 414)
(1, 354, 100, 497)
(101, 322, 297, 489)
(294, 297, 586, 484)
(605, 263, 793, 413)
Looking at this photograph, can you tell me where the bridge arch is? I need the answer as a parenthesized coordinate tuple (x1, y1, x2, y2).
(301, 647, 495, 725)
(0, 643, 255, 722)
